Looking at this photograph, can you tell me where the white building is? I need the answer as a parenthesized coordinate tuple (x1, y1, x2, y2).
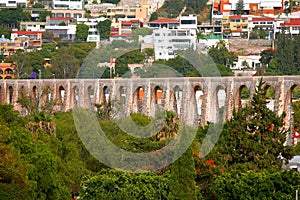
(153, 28, 197, 60)
(77, 17, 107, 42)
(232, 55, 261, 70)
(52, 0, 83, 10)
(20, 22, 46, 32)
(179, 15, 197, 30)
(0, 0, 26, 7)
(143, 15, 197, 60)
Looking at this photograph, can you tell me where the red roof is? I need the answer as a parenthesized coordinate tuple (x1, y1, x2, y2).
(122, 21, 133, 25)
(111, 27, 119, 31)
(229, 15, 247, 19)
(130, 19, 141, 23)
(110, 33, 132, 37)
(12, 31, 43, 35)
(280, 18, 300, 26)
(149, 18, 179, 23)
(252, 17, 274, 22)
(50, 17, 71, 21)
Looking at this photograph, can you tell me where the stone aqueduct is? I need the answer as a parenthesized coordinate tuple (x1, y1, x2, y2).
(1, 76, 300, 127)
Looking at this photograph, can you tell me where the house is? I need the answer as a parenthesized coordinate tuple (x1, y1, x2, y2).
(20, 21, 46, 32)
(110, 19, 143, 38)
(11, 31, 43, 49)
(106, 4, 150, 23)
(277, 18, 300, 35)
(77, 17, 108, 42)
(51, 9, 85, 19)
(222, 15, 249, 38)
(45, 17, 76, 40)
(212, 0, 284, 16)
(141, 16, 197, 60)
(52, 0, 83, 10)
(152, 28, 197, 60)
(283, 156, 300, 172)
(148, 18, 180, 29)
(0, 0, 27, 8)
(232, 55, 261, 70)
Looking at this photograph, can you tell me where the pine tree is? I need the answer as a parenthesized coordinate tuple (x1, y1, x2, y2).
(210, 78, 294, 171)
(235, 0, 244, 15)
(169, 127, 197, 200)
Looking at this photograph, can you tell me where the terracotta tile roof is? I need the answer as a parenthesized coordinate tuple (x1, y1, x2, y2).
(280, 18, 300, 26)
(252, 17, 274, 22)
(12, 31, 43, 35)
(229, 15, 247, 19)
(148, 18, 179, 23)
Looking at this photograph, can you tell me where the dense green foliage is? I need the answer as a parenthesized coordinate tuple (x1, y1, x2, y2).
(39, 11, 51, 22)
(208, 40, 237, 67)
(7, 42, 95, 79)
(0, 25, 12, 38)
(0, 105, 101, 199)
(207, 79, 293, 171)
(211, 170, 300, 200)
(265, 33, 300, 75)
(96, 19, 112, 39)
(80, 169, 170, 200)
(153, 49, 234, 77)
(0, 8, 28, 28)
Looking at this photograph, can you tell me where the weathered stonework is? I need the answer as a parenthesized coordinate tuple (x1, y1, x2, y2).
(1, 76, 298, 129)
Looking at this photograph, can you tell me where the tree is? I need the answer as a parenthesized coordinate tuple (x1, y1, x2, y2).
(80, 169, 170, 199)
(50, 47, 80, 78)
(0, 25, 11, 38)
(260, 48, 274, 66)
(208, 79, 294, 171)
(149, 12, 158, 21)
(211, 170, 300, 199)
(276, 33, 295, 74)
(169, 128, 197, 200)
(96, 19, 112, 39)
(0, 8, 27, 28)
(39, 10, 51, 22)
(235, 0, 244, 15)
(208, 40, 237, 67)
(76, 24, 89, 41)
(9, 50, 30, 78)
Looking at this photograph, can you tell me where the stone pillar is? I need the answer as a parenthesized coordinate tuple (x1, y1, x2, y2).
(65, 80, 71, 110)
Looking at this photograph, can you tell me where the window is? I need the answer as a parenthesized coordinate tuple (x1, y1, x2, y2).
(267, 22, 273, 24)
(253, 22, 258, 24)
(155, 33, 159, 36)
(242, 26, 247, 29)
(236, 19, 240, 22)
(8, 1, 16, 3)
(237, 26, 241, 29)
(180, 20, 196, 24)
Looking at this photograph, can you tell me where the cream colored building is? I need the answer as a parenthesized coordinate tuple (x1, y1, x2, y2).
(106, 3, 152, 23)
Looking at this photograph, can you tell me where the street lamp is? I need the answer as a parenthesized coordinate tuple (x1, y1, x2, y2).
(52, 73, 55, 79)
(38, 69, 41, 79)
